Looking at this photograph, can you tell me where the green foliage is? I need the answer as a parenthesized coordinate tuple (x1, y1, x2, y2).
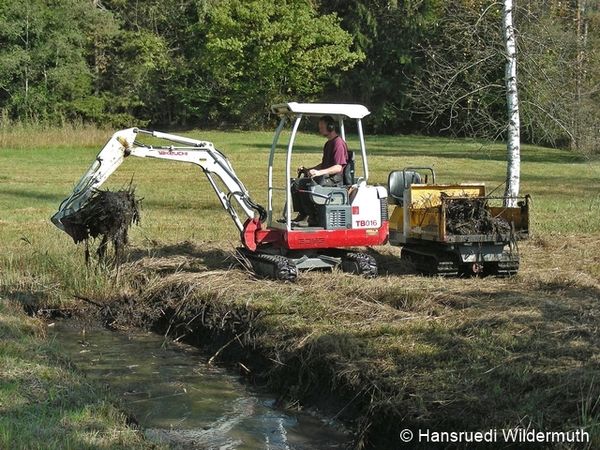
(0, 0, 361, 128)
(0, 0, 120, 123)
(0, 0, 598, 153)
(200, 0, 362, 126)
(318, 0, 445, 132)
(100, 0, 212, 126)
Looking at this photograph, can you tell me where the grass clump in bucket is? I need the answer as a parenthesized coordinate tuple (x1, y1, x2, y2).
(62, 186, 141, 264)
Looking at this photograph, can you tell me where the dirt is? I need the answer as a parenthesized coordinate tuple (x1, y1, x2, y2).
(443, 195, 511, 235)
(61, 186, 141, 262)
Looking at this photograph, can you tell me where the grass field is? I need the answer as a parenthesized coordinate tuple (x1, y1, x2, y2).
(1, 125, 599, 448)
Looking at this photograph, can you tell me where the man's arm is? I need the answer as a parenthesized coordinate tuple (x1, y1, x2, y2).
(298, 163, 320, 176)
(308, 138, 347, 177)
(299, 163, 341, 177)
(308, 164, 342, 177)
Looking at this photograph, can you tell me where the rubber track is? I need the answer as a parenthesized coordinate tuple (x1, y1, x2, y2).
(491, 259, 520, 277)
(401, 247, 459, 276)
(237, 249, 298, 282)
(402, 246, 520, 277)
(341, 252, 378, 278)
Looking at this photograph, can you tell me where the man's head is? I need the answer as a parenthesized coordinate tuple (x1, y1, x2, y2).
(318, 116, 337, 137)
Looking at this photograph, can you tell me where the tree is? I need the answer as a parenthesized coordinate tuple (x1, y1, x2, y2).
(0, 0, 119, 123)
(99, 0, 214, 126)
(318, 0, 444, 132)
(503, 0, 520, 207)
(517, 0, 600, 155)
(406, 1, 506, 139)
(198, 0, 362, 127)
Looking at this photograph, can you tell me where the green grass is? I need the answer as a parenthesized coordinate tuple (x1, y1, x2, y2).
(1, 126, 599, 448)
(1, 128, 598, 302)
(0, 301, 159, 449)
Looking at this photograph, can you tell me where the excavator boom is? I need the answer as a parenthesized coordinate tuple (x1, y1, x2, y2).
(52, 128, 264, 234)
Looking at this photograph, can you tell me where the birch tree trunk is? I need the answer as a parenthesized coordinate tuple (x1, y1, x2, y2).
(503, 0, 520, 207)
(574, 0, 588, 151)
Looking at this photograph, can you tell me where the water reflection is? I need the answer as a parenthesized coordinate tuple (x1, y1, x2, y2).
(51, 322, 349, 449)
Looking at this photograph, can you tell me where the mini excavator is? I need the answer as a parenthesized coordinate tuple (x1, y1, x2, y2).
(52, 103, 389, 281)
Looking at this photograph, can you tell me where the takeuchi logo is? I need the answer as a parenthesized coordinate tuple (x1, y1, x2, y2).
(158, 150, 188, 156)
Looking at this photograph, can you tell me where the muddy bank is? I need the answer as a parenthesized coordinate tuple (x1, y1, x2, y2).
(59, 238, 600, 450)
(67, 246, 410, 449)
(84, 290, 385, 448)
(98, 307, 392, 449)
(0, 302, 153, 449)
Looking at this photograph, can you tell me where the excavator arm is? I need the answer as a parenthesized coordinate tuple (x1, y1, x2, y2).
(51, 128, 265, 234)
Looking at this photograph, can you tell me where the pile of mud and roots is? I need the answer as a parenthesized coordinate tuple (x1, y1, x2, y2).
(443, 195, 511, 235)
(61, 187, 141, 263)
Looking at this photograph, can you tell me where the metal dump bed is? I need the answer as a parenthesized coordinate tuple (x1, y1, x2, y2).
(390, 183, 529, 245)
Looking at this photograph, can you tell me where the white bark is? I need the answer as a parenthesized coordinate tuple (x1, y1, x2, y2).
(24, 4, 30, 106)
(503, 0, 520, 207)
(574, 0, 588, 150)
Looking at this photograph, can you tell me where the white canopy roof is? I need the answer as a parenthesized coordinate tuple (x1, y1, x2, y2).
(271, 102, 370, 119)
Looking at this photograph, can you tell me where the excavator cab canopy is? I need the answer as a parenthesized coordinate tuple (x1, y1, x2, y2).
(267, 102, 372, 230)
(271, 102, 370, 119)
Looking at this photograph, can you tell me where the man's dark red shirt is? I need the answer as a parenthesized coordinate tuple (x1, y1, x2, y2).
(321, 136, 348, 169)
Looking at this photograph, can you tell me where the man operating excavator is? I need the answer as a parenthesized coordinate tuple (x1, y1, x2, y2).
(292, 115, 349, 225)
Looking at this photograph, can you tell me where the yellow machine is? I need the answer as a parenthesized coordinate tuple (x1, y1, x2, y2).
(387, 168, 529, 276)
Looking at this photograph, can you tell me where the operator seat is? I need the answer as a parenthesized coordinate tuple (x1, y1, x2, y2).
(304, 151, 355, 228)
(306, 149, 354, 207)
(343, 150, 355, 185)
(388, 170, 422, 206)
(300, 150, 355, 230)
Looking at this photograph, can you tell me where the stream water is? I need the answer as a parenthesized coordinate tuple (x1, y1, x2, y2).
(50, 321, 350, 450)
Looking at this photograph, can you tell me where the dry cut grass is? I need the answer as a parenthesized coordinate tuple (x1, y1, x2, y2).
(0, 301, 160, 450)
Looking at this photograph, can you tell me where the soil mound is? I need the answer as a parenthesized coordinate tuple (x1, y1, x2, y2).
(62, 186, 141, 262)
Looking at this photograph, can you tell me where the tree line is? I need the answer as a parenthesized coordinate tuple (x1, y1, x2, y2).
(0, 0, 598, 154)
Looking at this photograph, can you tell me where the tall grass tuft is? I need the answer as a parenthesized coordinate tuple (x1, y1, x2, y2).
(0, 119, 111, 149)
(580, 380, 600, 450)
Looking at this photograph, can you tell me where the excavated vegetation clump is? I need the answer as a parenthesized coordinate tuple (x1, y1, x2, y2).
(443, 195, 511, 235)
(62, 187, 141, 262)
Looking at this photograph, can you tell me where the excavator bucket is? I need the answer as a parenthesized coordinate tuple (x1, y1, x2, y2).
(51, 128, 138, 232)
